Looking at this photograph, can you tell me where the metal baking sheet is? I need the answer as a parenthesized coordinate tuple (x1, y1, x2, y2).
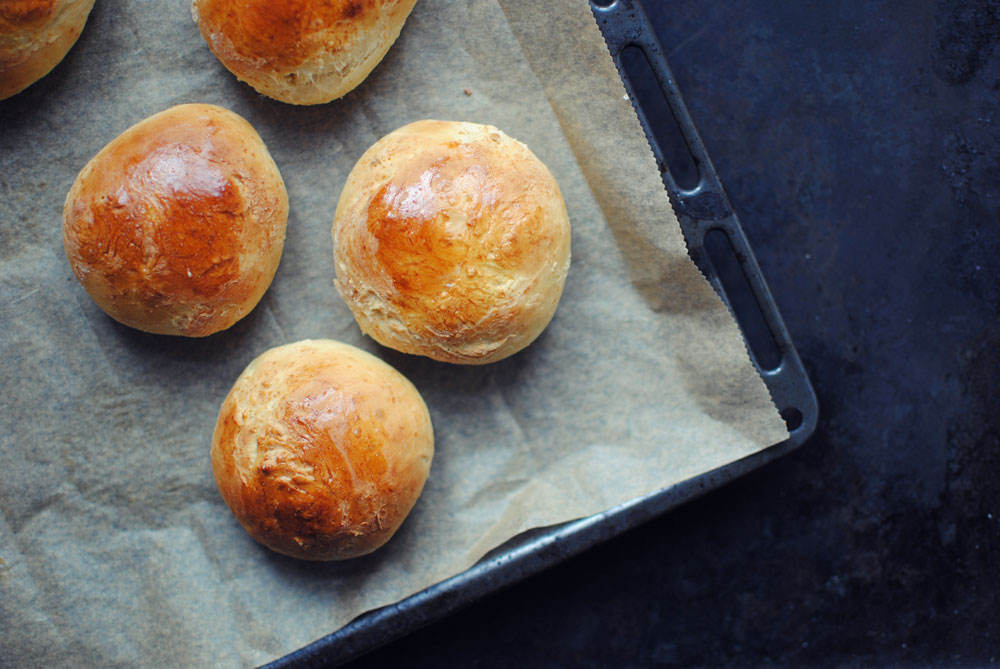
(266, 1, 818, 665)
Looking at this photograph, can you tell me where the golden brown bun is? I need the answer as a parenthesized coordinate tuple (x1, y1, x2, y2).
(0, 0, 95, 100)
(333, 120, 572, 364)
(191, 0, 417, 105)
(211, 339, 434, 561)
(62, 103, 288, 337)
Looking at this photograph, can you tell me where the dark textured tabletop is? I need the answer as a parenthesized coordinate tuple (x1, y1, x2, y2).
(339, 1, 1000, 666)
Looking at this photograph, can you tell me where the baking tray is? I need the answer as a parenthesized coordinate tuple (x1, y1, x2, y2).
(267, 1, 819, 666)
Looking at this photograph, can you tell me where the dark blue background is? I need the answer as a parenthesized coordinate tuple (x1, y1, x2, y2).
(343, 1, 1000, 665)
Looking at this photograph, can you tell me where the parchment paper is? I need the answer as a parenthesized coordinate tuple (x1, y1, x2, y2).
(0, 0, 787, 665)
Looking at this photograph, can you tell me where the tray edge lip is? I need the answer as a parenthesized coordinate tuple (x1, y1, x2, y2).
(266, 0, 820, 664)
(263, 436, 800, 669)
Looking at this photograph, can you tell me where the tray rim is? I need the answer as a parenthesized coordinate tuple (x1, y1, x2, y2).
(266, 1, 819, 665)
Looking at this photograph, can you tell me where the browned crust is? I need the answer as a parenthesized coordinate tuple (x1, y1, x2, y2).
(62, 104, 288, 337)
(0, 0, 57, 27)
(194, 0, 380, 72)
(333, 120, 572, 364)
(191, 0, 417, 104)
(0, 0, 95, 100)
(210, 339, 434, 561)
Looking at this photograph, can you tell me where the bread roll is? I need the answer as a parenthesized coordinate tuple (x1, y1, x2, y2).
(333, 120, 572, 364)
(211, 339, 434, 561)
(0, 0, 95, 100)
(191, 0, 417, 105)
(63, 103, 288, 337)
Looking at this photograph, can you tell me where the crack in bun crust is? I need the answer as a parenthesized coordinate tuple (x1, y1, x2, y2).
(62, 104, 288, 337)
(211, 339, 434, 561)
(191, 0, 418, 105)
(333, 120, 572, 364)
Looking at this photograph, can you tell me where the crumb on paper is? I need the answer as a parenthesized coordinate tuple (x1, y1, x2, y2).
(463, 88, 472, 96)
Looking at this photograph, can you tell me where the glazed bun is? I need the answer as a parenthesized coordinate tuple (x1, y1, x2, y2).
(333, 120, 572, 365)
(0, 0, 95, 100)
(191, 0, 417, 105)
(63, 103, 288, 337)
(211, 339, 434, 561)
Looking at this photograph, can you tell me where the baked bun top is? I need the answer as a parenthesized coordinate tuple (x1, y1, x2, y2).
(0, 0, 95, 100)
(211, 339, 435, 561)
(191, 0, 418, 105)
(63, 103, 288, 337)
(333, 120, 572, 365)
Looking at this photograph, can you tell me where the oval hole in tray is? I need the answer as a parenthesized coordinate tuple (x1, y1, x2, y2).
(620, 45, 700, 191)
(703, 227, 783, 371)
